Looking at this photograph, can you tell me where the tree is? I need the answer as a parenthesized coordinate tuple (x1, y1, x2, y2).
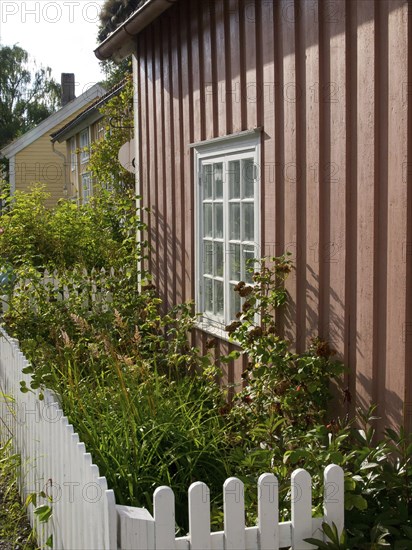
(88, 76, 135, 196)
(98, 0, 142, 42)
(0, 45, 61, 150)
(97, 0, 136, 88)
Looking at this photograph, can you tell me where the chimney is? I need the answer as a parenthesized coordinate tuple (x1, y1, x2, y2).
(61, 73, 76, 106)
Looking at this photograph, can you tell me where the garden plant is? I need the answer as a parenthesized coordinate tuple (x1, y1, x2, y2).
(0, 77, 411, 548)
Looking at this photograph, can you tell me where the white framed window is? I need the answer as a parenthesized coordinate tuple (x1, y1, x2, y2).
(192, 130, 261, 336)
(70, 137, 77, 172)
(82, 172, 92, 204)
(96, 120, 105, 141)
(80, 128, 90, 164)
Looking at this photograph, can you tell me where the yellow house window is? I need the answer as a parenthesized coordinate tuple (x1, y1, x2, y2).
(80, 129, 90, 164)
(82, 172, 92, 204)
(70, 137, 77, 172)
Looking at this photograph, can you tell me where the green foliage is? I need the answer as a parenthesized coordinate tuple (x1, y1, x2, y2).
(3, 263, 229, 533)
(1, 179, 410, 548)
(217, 259, 412, 546)
(225, 405, 412, 548)
(0, 44, 60, 150)
(0, 184, 144, 270)
(98, 0, 143, 42)
(225, 255, 343, 442)
(305, 522, 350, 549)
(100, 58, 132, 89)
(0, 401, 38, 549)
(88, 77, 135, 196)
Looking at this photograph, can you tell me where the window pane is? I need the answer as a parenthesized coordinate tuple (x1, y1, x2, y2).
(214, 280, 224, 316)
(242, 158, 255, 198)
(204, 278, 213, 314)
(243, 203, 254, 241)
(215, 241, 224, 277)
(203, 241, 213, 275)
(80, 130, 89, 147)
(214, 163, 223, 199)
(243, 245, 256, 284)
(229, 160, 240, 198)
(230, 284, 241, 320)
(229, 243, 241, 281)
(80, 130, 90, 164)
(214, 203, 223, 238)
(229, 203, 240, 240)
(203, 204, 213, 237)
(203, 165, 213, 199)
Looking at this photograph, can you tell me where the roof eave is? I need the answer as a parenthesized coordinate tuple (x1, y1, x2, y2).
(51, 81, 126, 143)
(0, 84, 106, 158)
(94, 0, 178, 62)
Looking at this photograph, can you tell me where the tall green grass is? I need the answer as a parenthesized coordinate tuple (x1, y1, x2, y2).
(50, 361, 231, 533)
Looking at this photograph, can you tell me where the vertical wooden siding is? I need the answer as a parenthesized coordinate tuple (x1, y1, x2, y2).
(136, 0, 412, 431)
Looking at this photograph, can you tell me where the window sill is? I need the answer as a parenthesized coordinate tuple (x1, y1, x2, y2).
(195, 317, 233, 343)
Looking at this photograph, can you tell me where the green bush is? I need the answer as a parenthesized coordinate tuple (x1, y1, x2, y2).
(1, 182, 410, 544)
(224, 255, 343, 442)
(0, 184, 144, 270)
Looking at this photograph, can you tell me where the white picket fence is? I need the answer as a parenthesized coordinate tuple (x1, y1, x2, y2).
(35, 267, 117, 308)
(0, 329, 117, 550)
(118, 464, 344, 550)
(1, 268, 116, 315)
(0, 329, 345, 549)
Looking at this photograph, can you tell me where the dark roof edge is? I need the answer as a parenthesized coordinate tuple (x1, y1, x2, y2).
(51, 81, 126, 143)
(94, 0, 178, 62)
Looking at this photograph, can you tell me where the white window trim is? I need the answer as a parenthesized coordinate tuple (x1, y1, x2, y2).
(193, 129, 261, 340)
(81, 172, 92, 204)
(70, 137, 77, 172)
(80, 128, 90, 165)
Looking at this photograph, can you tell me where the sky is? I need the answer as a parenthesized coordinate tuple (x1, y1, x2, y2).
(0, 0, 106, 95)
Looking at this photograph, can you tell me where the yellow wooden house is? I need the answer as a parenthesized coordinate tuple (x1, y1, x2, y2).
(0, 75, 106, 208)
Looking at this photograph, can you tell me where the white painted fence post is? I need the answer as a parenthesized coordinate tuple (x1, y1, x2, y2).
(154, 486, 175, 550)
(291, 469, 314, 549)
(188, 481, 211, 550)
(102, 485, 118, 550)
(323, 464, 344, 539)
(258, 473, 279, 550)
(224, 477, 245, 550)
(117, 505, 155, 550)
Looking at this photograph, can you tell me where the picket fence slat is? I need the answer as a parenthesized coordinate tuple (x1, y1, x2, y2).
(188, 481, 211, 550)
(154, 486, 176, 550)
(224, 477, 246, 550)
(258, 473, 279, 550)
(291, 469, 313, 549)
(324, 464, 345, 536)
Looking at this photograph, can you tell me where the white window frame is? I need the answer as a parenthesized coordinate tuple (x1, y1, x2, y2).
(80, 128, 90, 165)
(96, 119, 105, 141)
(81, 172, 92, 204)
(70, 137, 77, 172)
(192, 129, 261, 339)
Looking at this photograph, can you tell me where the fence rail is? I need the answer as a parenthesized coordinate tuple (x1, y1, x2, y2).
(0, 328, 344, 549)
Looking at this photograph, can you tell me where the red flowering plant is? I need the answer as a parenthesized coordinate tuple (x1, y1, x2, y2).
(224, 255, 343, 449)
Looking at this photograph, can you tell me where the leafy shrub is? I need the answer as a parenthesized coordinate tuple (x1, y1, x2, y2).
(1, 176, 410, 544)
(3, 261, 230, 533)
(0, 184, 144, 270)
(225, 255, 343, 442)
(87, 76, 135, 196)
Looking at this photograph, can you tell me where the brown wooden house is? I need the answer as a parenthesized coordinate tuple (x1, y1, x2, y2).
(95, 0, 412, 433)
